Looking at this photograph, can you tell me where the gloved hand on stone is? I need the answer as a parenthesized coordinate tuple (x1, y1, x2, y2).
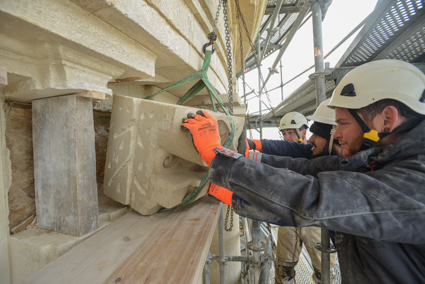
(181, 110, 222, 166)
(208, 183, 233, 206)
(247, 139, 262, 151)
(237, 131, 262, 158)
(237, 126, 250, 158)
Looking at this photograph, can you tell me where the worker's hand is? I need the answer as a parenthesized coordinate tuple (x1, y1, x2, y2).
(247, 139, 262, 152)
(208, 183, 233, 206)
(237, 138, 262, 158)
(181, 110, 222, 166)
(237, 127, 250, 158)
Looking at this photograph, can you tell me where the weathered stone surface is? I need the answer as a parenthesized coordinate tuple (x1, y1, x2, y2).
(0, 98, 12, 284)
(10, 214, 35, 235)
(5, 102, 35, 231)
(94, 111, 111, 193)
(33, 95, 98, 237)
(104, 95, 245, 215)
(0, 66, 6, 86)
(10, 221, 109, 284)
(98, 193, 129, 222)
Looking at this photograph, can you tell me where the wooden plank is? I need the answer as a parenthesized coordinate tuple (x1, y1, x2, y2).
(105, 197, 221, 284)
(25, 197, 221, 284)
(32, 95, 98, 236)
(25, 209, 173, 283)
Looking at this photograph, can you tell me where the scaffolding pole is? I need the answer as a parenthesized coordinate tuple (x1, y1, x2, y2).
(258, 38, 263, 139)
(312, 2, 332, 284)
(258, 2, 312, 95)
(218, 206, 226, 284)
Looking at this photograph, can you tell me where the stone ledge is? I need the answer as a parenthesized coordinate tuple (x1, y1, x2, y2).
(9, 194, 128, 284)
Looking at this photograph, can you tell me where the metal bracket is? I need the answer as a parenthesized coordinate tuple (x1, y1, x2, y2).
(218, 258, 228, 266)
(308, 70, 332, 80)
(247, 240, 266, 252)
(314, 241, 337, 254)
(260, 254, 276, 263)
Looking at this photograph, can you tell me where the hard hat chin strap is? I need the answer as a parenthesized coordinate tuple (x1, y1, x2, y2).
(328, 125, 337, 154)
(295, 129, 303, 144)
(348, 109, 380, 149)
(348, 109, 421, 150)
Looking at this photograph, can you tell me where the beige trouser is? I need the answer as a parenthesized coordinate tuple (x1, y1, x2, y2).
(275, 226, 336, 283)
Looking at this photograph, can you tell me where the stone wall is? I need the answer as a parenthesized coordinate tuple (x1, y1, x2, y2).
(5, 102, 35, 232)
(5, 103, 112, 233)
(93, 111, 111, 194)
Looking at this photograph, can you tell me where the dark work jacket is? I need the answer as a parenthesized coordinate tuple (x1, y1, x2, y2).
(233, 140, 312, 226)
(210, 120, 425, 284)
(261, 139, 313, 158)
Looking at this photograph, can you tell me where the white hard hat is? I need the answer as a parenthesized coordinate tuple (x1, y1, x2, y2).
(279, 112, 308, 130)
(306, 98, 336, 125)
(328, 59, 425, 114)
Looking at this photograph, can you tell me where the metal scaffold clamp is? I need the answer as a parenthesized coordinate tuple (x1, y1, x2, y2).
(314, 241, 337, 254)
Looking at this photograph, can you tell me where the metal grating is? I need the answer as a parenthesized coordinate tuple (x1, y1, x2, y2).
(342, 0, 425, 66)
(384, 25, 425, 61)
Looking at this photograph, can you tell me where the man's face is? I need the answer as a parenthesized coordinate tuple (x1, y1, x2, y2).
(281, 128, 303, 143)
(334, 107, 364, 157)
(308, 133, 329, 158)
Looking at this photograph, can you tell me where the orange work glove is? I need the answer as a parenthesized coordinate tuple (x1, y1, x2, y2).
(181, 110, 222, 166)
(247, 139, 262, 152)
(208, 183, 233, 206)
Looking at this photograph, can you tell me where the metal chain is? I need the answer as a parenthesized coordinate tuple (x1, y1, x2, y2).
(212, 0, 223, 32)
(234, 0, 281, 131)
(222, 0, 234, 231)
(225, 205, 234, 231)
(223, 0, 233, 114)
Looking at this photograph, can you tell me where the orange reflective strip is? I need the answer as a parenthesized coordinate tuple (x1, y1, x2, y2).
(209, 183, 233, 206)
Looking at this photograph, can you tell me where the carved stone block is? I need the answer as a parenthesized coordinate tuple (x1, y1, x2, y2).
(104, 95, 244, 215)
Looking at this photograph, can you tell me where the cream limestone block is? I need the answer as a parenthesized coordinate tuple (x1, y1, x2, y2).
(10, 222, 109, 284)
(33, 95, 99, 237)
(0, 34, 122, 102)
(0, 99, 12, 284)
(104, 95, 244, 215)
(0, 0, 156, 79)
(0, 66, 6, 87)
(184, 92, 243, 107)
(98, 194, 130, 223)
(71, 0, 228, 98)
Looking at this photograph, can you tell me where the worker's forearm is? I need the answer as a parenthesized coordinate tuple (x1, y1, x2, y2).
(210, 149, 425, 244)
(232, 195, 291, 226)
(258, 153, 340, 177)
(261, 139, 313, 158)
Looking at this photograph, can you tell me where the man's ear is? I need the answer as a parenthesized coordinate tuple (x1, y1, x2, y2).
(381, 106, 399, 132)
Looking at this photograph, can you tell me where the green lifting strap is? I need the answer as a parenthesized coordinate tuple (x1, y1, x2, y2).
(143, 50, 235, 212)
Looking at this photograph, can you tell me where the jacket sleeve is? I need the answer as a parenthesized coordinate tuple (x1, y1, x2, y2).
(209, 150, 425, 245)
(257, 153, 340, 177)
(232, 194, 292, 226)
(261, 139, 313, 159)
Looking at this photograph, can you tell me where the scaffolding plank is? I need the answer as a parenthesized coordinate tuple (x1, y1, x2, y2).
(25, 197, 221, 284)
(105, 197, 221, 284)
